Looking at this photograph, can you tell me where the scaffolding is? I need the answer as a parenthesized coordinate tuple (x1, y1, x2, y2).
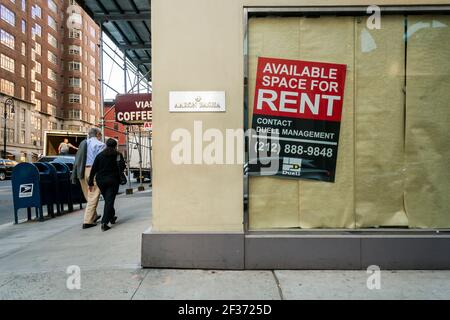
(76, 0, 152, 193)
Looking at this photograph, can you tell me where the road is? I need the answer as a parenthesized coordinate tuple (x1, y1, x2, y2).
(0, 180, 14, 225)
(0, 179, 150, 226)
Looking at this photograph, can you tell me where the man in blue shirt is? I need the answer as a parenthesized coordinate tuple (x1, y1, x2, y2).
(72, 127, 105, 229)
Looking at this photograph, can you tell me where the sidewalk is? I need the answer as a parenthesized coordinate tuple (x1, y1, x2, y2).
(0, 190, 449, 300)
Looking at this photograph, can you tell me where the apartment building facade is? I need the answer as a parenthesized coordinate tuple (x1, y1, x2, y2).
(0, 0, 100, 161)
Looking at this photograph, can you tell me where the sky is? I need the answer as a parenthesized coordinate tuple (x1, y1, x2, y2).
(102, 33, 150, 100)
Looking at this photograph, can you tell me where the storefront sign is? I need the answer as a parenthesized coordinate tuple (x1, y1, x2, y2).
(143, 122, 152, 131)
(115, 93, 152, 124)
(169, 91, 226, 112)
(249, 57, 347, 182)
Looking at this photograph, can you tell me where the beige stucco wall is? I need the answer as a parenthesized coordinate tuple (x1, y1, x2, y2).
(151, 0, 450, 232)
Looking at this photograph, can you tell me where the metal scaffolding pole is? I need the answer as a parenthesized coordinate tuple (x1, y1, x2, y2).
(138, 125, 144, 191)
(124, 51, 128, 93)
(125, 127, 133, 195)
(148, 132, 152, 187)
(99, 31, 105, 142)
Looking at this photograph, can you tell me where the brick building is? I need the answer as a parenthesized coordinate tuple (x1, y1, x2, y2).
(103, 99, 126, 154)
(0, 0, 101, 161)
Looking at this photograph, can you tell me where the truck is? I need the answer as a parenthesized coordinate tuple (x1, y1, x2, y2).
(43, 130, 87, 157)
(127, 129, 152, 183)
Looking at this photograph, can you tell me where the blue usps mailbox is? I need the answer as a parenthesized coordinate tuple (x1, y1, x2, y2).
(33, 162, 57, 218)
(12, 163, 44, 224)
(51, 162, 73, 214)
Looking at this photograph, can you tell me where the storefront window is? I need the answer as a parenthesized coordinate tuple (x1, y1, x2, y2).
(248, 14, 450, 230)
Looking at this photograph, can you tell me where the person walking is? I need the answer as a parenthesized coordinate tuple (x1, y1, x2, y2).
(71, 128, 105, 229)
(88, 138, 126, 231)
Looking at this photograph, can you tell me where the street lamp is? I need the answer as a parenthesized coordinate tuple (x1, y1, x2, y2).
(3, 98, 15, 159)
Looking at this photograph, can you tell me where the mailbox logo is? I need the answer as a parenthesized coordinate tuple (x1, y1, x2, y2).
(19, 184, 34, 198)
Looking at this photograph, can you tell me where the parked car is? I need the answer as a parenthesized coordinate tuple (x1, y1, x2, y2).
(0, 158, 16, 181)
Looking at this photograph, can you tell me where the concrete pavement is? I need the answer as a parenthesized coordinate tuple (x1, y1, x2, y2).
(0, 188, 450, 300)
(0, 179, 148, 225)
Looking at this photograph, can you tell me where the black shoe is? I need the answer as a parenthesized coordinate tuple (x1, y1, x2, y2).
(111, 216, 117, 224)
(82, 223, 97, 229)
(94, 215, 102, 222)
(101, 224, 111, 232)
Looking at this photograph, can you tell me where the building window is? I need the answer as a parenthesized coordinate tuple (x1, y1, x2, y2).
(67, 109, 82, 119)
(69, 77, 81, 87)
(31, 115, 42, 131)
(21, 42, 25, 56)
(89, 26, 96, 38)
(48, 121, 57, 130)
(68, 61, 81, 71)
(90, 84, 95, 95)
(0, 53, 15, 73)
(20, 130, 25, 144)
(69, 45, 81, 56)
(34, 98, 41, 111)
(20, 109, 26, 123)
(69, 29, 82, 39)
(21, 64, 25, 77)
(48, 104, 56, 116)
(21, 86, 25, 100)
(47, 86, 57, 99)
(47, 51, 57, 64)
(68, 94, 81, 104)
(0, 29, 15, 50)
(48, 68, 57, 81)
(35, 80, 41, 93)
(32, 23, 41, 37)
(31, 133, 39, 146)
(48, 34, 57, 48)
(31, 5, 41, 19)
(22, 19, 26, 33)
(90, 99, 96, 110)
(21, 0, 26, 12)
(90, 114, 96, 125)
(1, 5, 15, 26)
(0, 78, 14, 96)
(89, 70, 96, 81)
(34, 42, 41, 55)
(4, 128, 15, 143)
(48, 0, 57, 13)
(35, 61, 41, 74)
(89, 41, 96, 52)
(48, 15, 56, 30)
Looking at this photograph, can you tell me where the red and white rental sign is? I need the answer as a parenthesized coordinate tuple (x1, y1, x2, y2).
(115, 93, 152, 124)
(249, 57, 347, 182)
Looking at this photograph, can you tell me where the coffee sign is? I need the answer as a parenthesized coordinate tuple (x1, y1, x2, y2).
(169, 91, 226, 112)
(115, 93, 152, 124)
